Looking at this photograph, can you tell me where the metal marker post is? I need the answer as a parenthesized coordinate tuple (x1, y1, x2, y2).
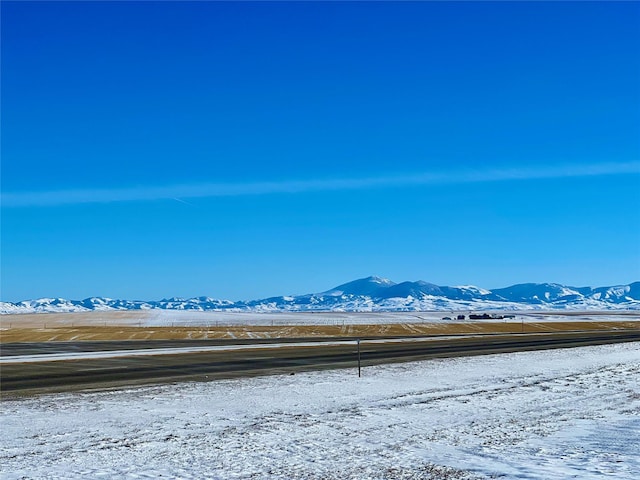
(357, 339, 361, 378)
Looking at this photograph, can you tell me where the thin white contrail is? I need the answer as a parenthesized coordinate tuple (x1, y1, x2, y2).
(2, 161, 638, 208)
(172, 197, 196, 207)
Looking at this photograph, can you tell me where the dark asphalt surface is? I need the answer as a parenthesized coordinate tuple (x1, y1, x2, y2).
(0, 336, 460, 356)
(2, 331, 639, 395)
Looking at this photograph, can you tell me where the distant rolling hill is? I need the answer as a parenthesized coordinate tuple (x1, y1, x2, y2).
(2, 276, 639, 314)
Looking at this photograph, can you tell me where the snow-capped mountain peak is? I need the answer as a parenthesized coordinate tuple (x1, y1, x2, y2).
(323, 276, 396, 296)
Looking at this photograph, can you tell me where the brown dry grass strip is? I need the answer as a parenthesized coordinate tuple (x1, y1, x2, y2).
(1, 321, 639, 343)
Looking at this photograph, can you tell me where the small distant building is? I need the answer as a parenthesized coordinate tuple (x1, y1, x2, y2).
(469, 313, 507, 320)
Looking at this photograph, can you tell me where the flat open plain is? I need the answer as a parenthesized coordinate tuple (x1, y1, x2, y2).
(2, 343, 639, 479)
(2, 312, 639, 478)
(1, 309, 638, 341)
(1, 311, 638, 395)
(2, 308, 638, 329)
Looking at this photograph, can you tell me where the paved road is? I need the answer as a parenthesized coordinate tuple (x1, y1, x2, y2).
(2, 331, 639, 394)
(0, 336, 466, 356)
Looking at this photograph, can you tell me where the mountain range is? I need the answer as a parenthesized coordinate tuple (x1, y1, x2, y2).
(1, 276, 639, 314)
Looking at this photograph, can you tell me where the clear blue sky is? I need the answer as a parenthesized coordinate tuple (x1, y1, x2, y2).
(2, 1, 639, 302)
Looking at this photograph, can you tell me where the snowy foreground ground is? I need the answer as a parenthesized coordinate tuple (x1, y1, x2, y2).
(2, 344, 639, 479)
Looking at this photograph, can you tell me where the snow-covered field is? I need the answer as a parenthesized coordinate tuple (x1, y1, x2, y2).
(3, 309, 637, 329)
(1, 343, 639, 479)
(144, 309, 639, 327)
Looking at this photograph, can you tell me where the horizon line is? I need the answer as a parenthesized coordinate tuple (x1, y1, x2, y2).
(2, 161, 639, 208)
(2, 276, 639, 304)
